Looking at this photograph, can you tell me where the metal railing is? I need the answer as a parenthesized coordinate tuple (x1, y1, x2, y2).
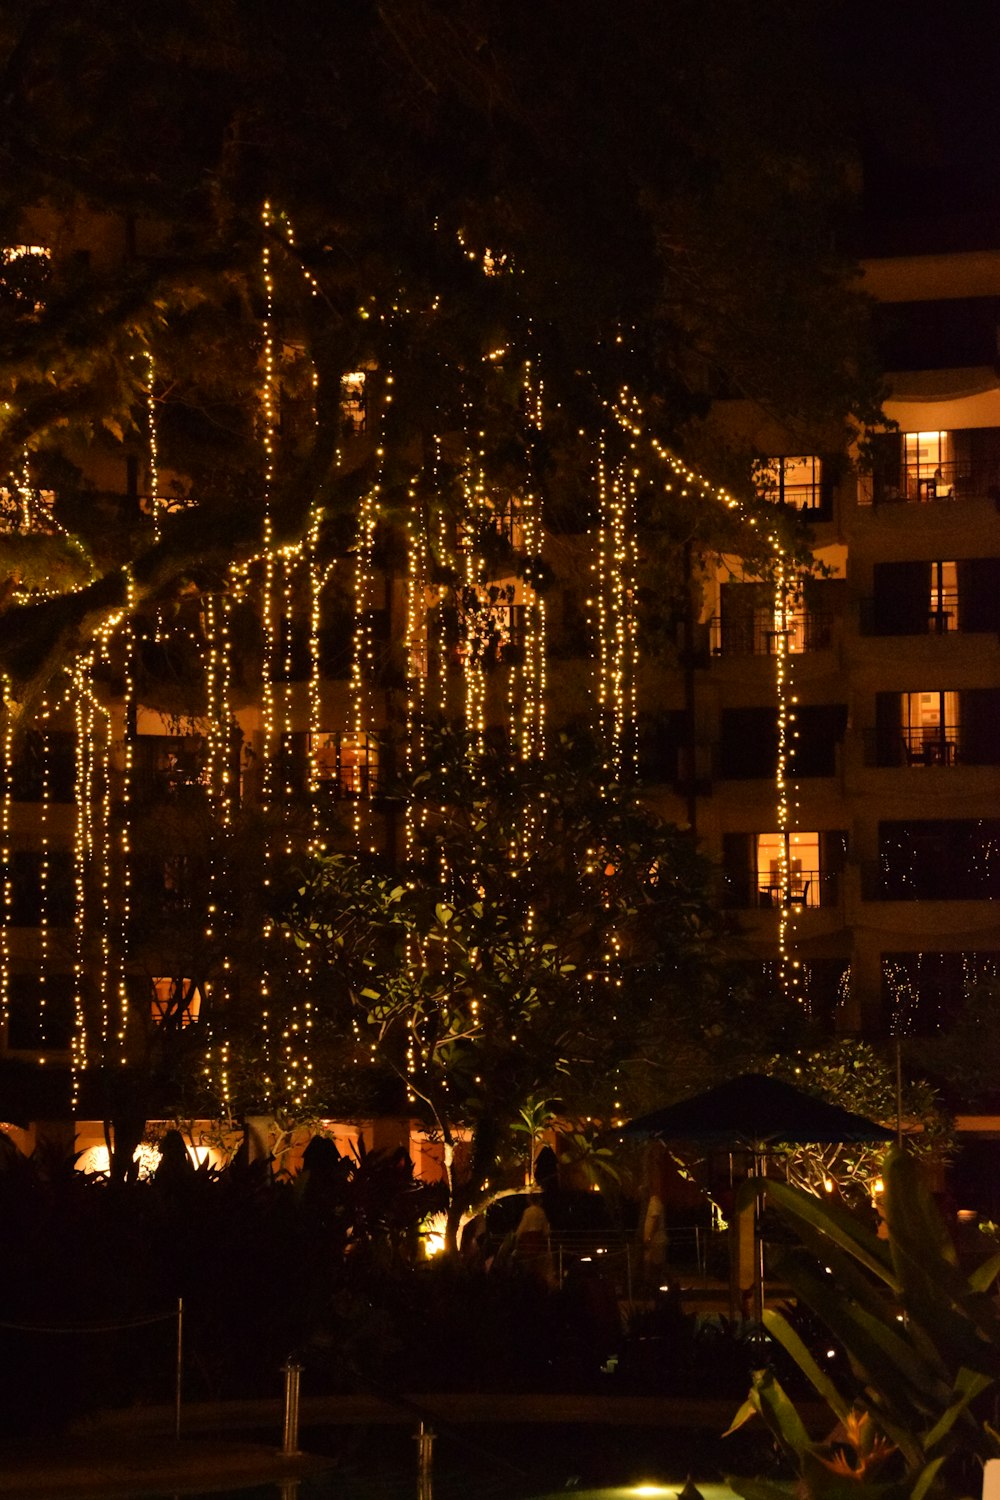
(709, 610, 833, 656)
(721, 869, 838, 910)
(864, 726, 960, 768)
(860, 461, 1000, 506)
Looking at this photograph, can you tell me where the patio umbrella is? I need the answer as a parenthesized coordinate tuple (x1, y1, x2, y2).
(621, 1073, 894, 1322)
(622, 1072, 896, 1149)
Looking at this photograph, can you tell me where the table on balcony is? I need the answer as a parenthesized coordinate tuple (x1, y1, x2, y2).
(758, 882, 811, 909)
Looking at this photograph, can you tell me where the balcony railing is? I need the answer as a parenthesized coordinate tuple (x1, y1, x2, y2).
(859, 589, 959, 635)
(860, 461, 1000, 506)
(710, 611, 833, 657)
(722, 869, 839, 910)
(864, 726, 960, 768)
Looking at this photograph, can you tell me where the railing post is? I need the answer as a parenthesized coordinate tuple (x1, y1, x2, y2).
(281, 1358, 303, 1457)
(175, 1297, 183, 1442)
(415, 1420, 435, 1500)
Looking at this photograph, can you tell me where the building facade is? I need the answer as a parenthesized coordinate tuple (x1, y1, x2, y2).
(0, 214, 997, 1163)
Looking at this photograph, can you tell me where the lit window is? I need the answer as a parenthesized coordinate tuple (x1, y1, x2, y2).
(755, 832, 820, 907)
(340, 372, 367, 435)
(929, 560, 958, 631)
(310, 731, 380, 797)
(904, 431, 955, 500)
(151, 977, 204, 1028)
(900, 691, 958, 766)
(755, 456, 822, 510)
(0, 244, 50, 315)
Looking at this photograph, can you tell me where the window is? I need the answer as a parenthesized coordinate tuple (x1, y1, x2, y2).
(722, 830, 846, 909)
(875, 820, 1000, 901)
(1, 851, 75, 926)
(873, 691, 1000, 765)
(719, 708, 778, 779)
(715, 582, 834, 656)
(0, 244, 50, 317)
(756, 832, 820, 907)
(899, 691, 958, 765)
(903, 431, 955, 500)
(310, 731, 381, 797)
(718, 705, 845, 779)
(1, 730, 76, 803)
(132, 735, 208, 803)
(269, 613, 313, 682)
(867, 559, 974, 635)
(7, 974, 74, 1051)
(929, 561, 958, 632)
(882, 951, 1000, 1035)
(150, 977, 204, 1029)
(457, 584, 526, 666)
(340, 371, 367, 435)
(754, 456, 829, 513)
(863, 427, 1000, 505)
(790, 705, 847, 777)
(134, 854, 207, 917)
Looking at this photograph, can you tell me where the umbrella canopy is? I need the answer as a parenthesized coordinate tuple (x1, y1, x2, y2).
(622, 1072, 895, 1149)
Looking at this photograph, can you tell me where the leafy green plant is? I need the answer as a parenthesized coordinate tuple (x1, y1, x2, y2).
(727, 1144, 1000, 1500)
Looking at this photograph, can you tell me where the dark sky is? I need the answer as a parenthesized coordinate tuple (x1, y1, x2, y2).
(828, 0, 1000, 237)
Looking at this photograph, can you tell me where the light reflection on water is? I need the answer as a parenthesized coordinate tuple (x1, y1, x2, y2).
(145, 1481, 739, 1500)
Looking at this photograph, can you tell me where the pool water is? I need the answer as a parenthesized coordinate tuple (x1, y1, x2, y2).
(144, 1481, 740, 1500)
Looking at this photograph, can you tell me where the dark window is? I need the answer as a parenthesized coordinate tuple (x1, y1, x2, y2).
(1, 851, 75, 926)
(638, 712, 687, 784)
(7, 973, 75, 1050)
(319, 608, 389, 680)
(791, 705, 847, 777)
(881, 950, 1000, 1035)
(269, 615, 313, 682)
(956, 558, 1000, 632)
(131, 735, 208, 805)
(2, 730, 76, 802)
(719, 708, 778, 779)
(134, 854, 208, 917)
(876, 820, 1000, 900)
(873, 301, 1000, 373)
(870, 560, 934, 635)
(962, 689, 1000, 765)
(723, 957, 849, 1031)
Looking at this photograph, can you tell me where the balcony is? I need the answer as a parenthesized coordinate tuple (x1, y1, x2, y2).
(710, 610, 833, 657)
(860, 588, 959, 636)
(722, 869, 840, 910)
(863, 725, 959, 768)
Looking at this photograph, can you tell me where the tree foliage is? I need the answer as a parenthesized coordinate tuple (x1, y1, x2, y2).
(0, 0, 884, 711)
(283, 732, 726, 1238)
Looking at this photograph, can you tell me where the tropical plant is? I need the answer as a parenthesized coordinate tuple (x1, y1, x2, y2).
(726, 1144, 1000, 1500)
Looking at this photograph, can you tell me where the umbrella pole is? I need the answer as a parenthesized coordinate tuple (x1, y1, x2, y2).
(753, 1148, 765, 1330)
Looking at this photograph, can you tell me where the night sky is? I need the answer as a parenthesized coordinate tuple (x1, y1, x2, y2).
(827, 0, 1000, 245)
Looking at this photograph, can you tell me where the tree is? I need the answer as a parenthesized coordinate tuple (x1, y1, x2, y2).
(283, 731, 726, 1248)
(0, 4, 889, 1135)
(0, 1, 884, 713)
